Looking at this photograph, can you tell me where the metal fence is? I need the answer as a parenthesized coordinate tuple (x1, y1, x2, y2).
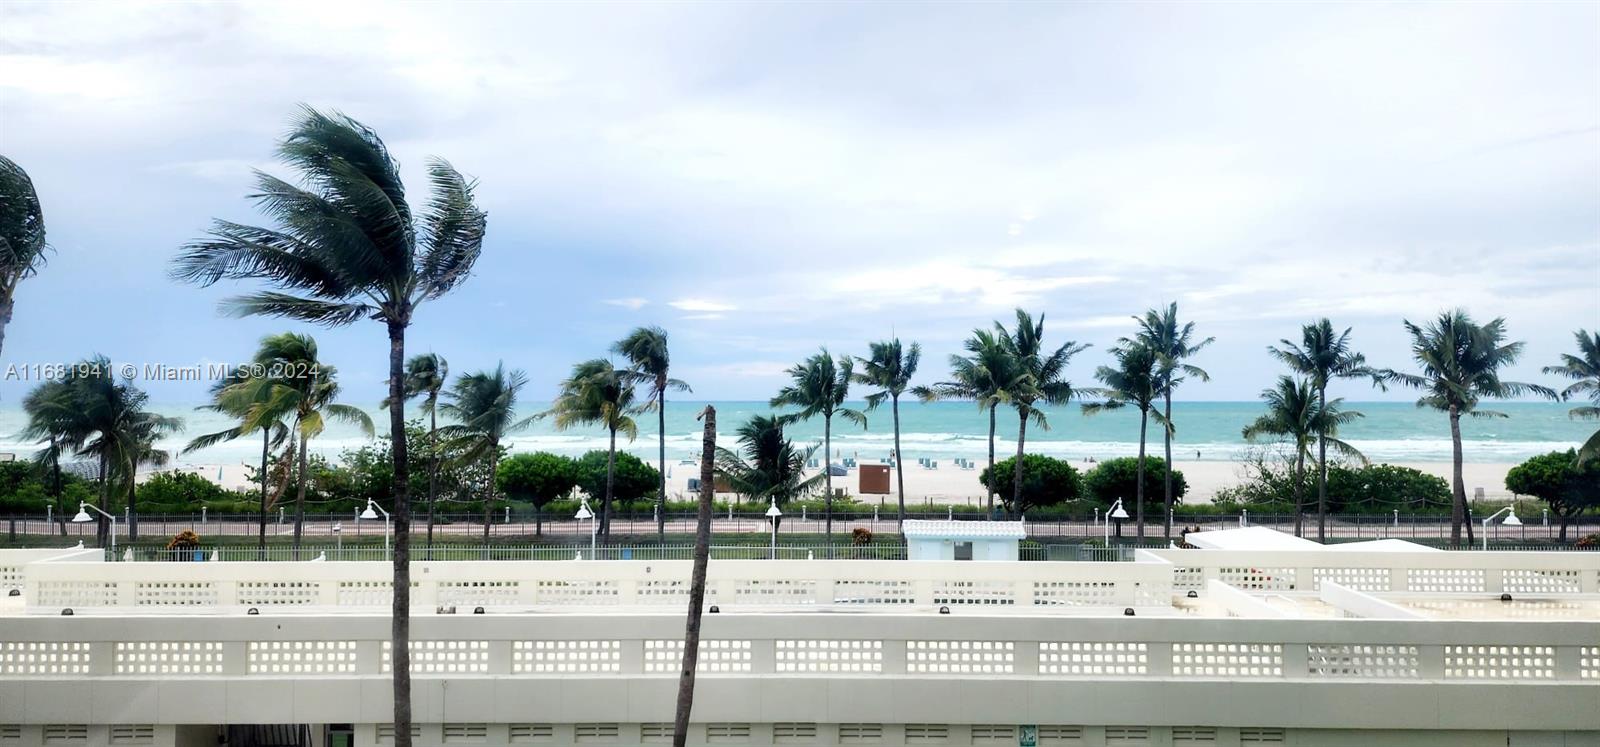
(9, 507, 1597, 545)
(107, 543, 912, 563)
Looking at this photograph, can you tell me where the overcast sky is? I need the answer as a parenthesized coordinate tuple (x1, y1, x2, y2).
(1, 1, 1596, 405)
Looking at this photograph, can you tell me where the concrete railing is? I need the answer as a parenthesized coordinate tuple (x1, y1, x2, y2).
(2, 613, 1596, 731)
(0, 548, 99, 592)
(19, 557, 1176, 611)
(1142, 548, 1600, 594)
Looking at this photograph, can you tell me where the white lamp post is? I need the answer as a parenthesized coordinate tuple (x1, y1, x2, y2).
(1481, 505, 1521, 551)
(359, 499, 391, 558)
(71, 502, 115, 556)
(1104, 499, 1129, 545)
(765, 498, 783, 559)
(575, 499, 596, 558)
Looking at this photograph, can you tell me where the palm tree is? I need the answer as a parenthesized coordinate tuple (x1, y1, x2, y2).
(612, 327, 690, 543)
(1268, 319, 1379, 541)
(544, 359, 639, 538)
(1082, 343, 1160, 536)
(246, 333, 374, 554)
(672, 405, 717, 746)
(997, 310, 1093, 518)
(1381, 310, 1553, 544)
(390, 353, 448, 547)
(771, 348, 865, 538)
(1544, 330, 1600, 465)
(0, 155, 48, 358)
(713, 415, 825, 508)
(1126, 303, 1213, 539)
(1242, 376, 1365, 537)
(20, 379, 79, 537)
(115, 410, 183, 543)
(171, 106, 486, 741)
(913, 329, 1020, 519)
(438, 364, 534, 543)
(47, 358, 182, 548)
(183, 366, 292, 558)
(853, 339, 920, 526)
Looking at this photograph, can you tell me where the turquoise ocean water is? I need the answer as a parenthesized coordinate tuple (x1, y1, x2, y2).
(0, 401, 1590, 468)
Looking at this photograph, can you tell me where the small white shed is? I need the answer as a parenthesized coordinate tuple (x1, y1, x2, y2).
(902, 519, 1027, 561)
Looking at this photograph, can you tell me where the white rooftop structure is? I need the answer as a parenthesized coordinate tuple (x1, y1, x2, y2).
(1184, 526, 1323, 550)
(1, 542, 1597, 747)
(900, 519, 1027, 540)
(902, 519, 1026, 561)
(1185, 526, 1444, 554)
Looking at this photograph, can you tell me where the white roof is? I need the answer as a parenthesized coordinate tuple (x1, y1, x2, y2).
(1185, 527, 1445, 552)
(902, 519, 1027, 540)
(1324, 539, 1443, 553)
(1184, 527, 1323, 550)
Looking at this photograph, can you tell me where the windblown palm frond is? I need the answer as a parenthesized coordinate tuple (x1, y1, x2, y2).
(611, 326, 689, 542)
(1380, 309, 1552, 542)
(170, 104, 488, 745)
(0, 155, 48, 357)
(713, 415, 824, 506)
(1544, 330, 1600, 464)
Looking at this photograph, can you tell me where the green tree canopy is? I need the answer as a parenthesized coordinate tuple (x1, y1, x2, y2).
(1505, 449, 1600, 541)
(978, 454, 1082, 514)
(1326, 464, 1450, 512)
(574, 450, 659, 505)
(497, 452, 579, 509)
(1082, 456, 1186, 510)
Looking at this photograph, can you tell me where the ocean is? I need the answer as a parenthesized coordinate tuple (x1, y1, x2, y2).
(0, 400, 1590, 469)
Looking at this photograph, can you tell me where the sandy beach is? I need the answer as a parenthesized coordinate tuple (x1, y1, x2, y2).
(783, 458, 1519, 507)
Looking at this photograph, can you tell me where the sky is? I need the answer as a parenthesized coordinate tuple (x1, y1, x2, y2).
(0, 1, 1596, 407)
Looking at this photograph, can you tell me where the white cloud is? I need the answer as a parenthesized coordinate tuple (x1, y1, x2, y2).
(0, 1, 1593, 401)
(669, 298, 737, 313)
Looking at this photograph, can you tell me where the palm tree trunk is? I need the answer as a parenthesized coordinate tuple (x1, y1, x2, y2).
(673, 406, 717, 747)
(1011, 409, 1028, 516)
(1449, 406, 1468, 545)
(1317, 387, 1328, 542)
(658, 390, 667, 544)
(427, 402, 438, 550)
(1162, 391, 1174, 540)
(482, 446, 499, 544)
(1293, 447, 1306, 538)
(0, 295, 12, 360)
(294, 432, 308, 558)
(1136, 407, 1148, 537)
(52, 448, 67, 537)
(823, 415, 835, 539)
(258, 429, 268, 560)
(1132, 409, 1145, 537)
(96, 455, 108, 549)
(892, 395, 905, 527)
(986, 404, 996, 519)
(126, 470, 138, 543)
(604, 426, 617, 539)
(385, 319, 414, 747)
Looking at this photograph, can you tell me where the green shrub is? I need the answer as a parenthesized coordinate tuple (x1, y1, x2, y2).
(136, 471, 243, 513)
(1081, 457, 1187, 511)
(574, 450, 661, 505)
(978, 454, 1082, 514)
(1327, 464, 1451, 512)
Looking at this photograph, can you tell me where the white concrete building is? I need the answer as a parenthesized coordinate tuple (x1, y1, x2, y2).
(1, 539, 1597, 747)
(901, 520, 1026, 561)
